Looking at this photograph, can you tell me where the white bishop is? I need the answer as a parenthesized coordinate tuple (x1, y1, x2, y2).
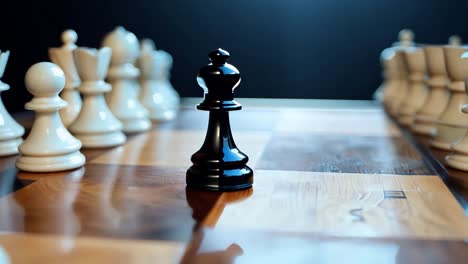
(49, 29, 82, 127)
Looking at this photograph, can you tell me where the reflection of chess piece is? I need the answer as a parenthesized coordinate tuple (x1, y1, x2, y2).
(180, 230, 243, 264)
(17, 168, 84, 236)
(102, 26, 151, 133)
(137, 39, 178, 121)
(49, 29, 82, 127)
(0, 157, 24, 231)
(69, 47, 126, 148)
(0, 50, 25, 156)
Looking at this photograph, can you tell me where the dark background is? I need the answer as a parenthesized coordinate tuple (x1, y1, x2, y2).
(1, 0, 468, 112)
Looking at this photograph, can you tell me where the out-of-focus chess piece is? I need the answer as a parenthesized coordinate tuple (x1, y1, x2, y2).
(431, 45, 468, 150)
(16, 62, 85, 172)
(0, 50, 25, 156)
(137, 39, 179, 121)
(102, 26, 151, 133)
(396, 47, 427, 125)
(379, 29, 414, 114)
(412, 44, 450, 135)
(445, 51, 468, 171)
(69, 47, 126, 148)
(49, 29, 82, 127)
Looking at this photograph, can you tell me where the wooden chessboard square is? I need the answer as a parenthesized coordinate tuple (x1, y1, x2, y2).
(2, 164, 221, 242)
(0, 233, 185, 264)
(90, 129, 271, 168)
(0, 156, 35, 198)
(275, 109, 401, 137)
(203, 170, 468, 240)
(256, 132, 434, 175)
(183, 228, 468, 264)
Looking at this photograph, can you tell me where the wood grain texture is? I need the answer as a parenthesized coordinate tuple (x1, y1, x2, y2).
(0, 233, 184, 264)
(1, 99, 467, 263)
(181, 228, 468, 264)
(204, 170, 468, 239)
(90, 130, 271, 168)
(257, 133, 434, 175)
(275, 109, 401, 136)
(0, 164, 221, 241)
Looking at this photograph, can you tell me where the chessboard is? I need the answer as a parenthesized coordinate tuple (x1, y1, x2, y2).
(0, 98, 467, 264)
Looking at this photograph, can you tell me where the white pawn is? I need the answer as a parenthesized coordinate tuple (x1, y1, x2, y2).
(69, 47, 126, 148)
(102, 26, 151, 133)
(137, 39, 177, 121)
(0, 51, 24, 156)
(16, 62, 85, 172)
(49, 29, 82, 127)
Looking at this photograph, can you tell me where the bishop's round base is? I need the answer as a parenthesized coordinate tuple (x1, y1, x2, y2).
(16, 151, 86, 172)
(445, 153, 468, 171)
(121, 118, 151, 133)
(186, 165, 253, 191)
(0, 137, 22, 156)
(75, 131, 126, 148)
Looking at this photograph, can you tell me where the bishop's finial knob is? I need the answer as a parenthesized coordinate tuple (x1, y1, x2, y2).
(208, 48, 230, 65)
(61, 29, 78, 48)
(197, 48, 241, 111)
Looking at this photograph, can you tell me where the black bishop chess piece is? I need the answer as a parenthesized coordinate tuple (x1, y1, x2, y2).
(186, 48, 253, 191)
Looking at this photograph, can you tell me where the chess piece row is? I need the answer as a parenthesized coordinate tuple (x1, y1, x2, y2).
(0, 26, 180, 172)
(379, 29, 468, 171)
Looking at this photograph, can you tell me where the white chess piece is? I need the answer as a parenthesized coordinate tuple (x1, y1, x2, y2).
(49, 29, 82, 127)
(449, 35, 462, 46)
(69, 47, 126, 148)
(381, 29, 414, 115)
(0, 50, 24, 156)
(385, 49, 409, 116)
(445, 52, 468, 171)
(393, 29, 415, 48)
(430, 45, 468, 150)
(137, 39, 178, 121)
(412, 45, 450, 135)
(16, 62, 85, 172)
(397, 47, 428, 125)
(159, 50, 180, 111)
(102, 26, 151, 133)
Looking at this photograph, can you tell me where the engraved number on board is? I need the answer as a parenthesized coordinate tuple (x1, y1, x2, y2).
(384, 190, 406, 199)
(350, 208, 365, 222)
